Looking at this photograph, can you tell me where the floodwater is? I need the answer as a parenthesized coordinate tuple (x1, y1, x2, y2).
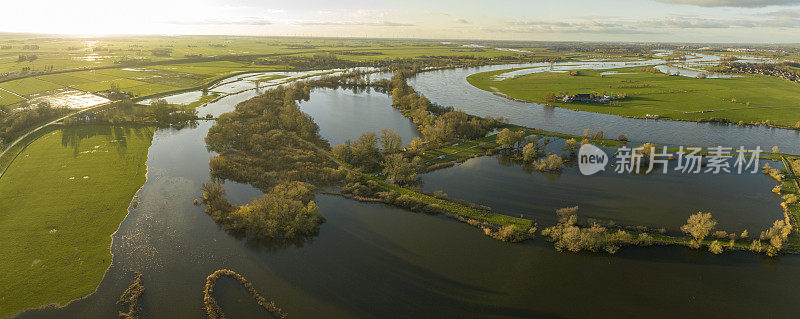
(654, 65, 738, 78)
(27, 89, 109, 109)
(298, 88, 419, 145)
(419, 148, 783, 234)
(17, 65, 800, 318)
(409, 64, 800, 154)
(142, 91, 206, 105)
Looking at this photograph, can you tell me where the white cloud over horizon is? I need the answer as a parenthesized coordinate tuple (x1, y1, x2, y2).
(0, 0, 799, 43)
(658, 0, 800, 7)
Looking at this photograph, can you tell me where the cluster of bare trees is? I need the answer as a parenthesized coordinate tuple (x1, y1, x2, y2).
(681, 212, 791, 256)
(541, 206, 653, 254)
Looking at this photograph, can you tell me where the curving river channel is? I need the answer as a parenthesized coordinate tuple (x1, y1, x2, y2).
(18, 63, 800, 318)
(409, 62, 800, 155)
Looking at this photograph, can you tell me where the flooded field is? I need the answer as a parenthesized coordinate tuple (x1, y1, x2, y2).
(28, 89, 109, 109)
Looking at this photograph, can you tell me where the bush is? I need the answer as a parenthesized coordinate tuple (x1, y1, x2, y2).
(201, 181, 324, 240)
(533, 153, 564, 172)
(749, 239, 763, 252)
(681, 212, 717, 249)
(708, 240, 723, 254)
(562, 138, 580, 157)
(491, 225, 529, 242)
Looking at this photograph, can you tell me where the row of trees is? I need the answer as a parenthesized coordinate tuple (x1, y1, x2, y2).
(495, 128, 585, 172)
(380, 71, 504, 150)
(63, 99, 199, 128)
(539, 208, 792, 256)
(681, 212, 791, 256)
(541, 207, 654, 254)
(331, 129, 423, 185)
(0, 101, 69, 149)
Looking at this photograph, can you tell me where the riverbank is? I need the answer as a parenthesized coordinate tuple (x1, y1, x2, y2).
(466, 66, 800, 128)
(0, 125, 154, 318)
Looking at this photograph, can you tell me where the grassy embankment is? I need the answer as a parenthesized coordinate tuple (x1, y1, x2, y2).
(412, 125, 800, 251)
(417, 124, 625, 166)
(779, 156, 800, 248)
(0, 125, 154, 318)
(467, 67, 800, 126)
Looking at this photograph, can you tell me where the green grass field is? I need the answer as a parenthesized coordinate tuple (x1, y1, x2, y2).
(467, 67, 800, 126)
(0, 125, 154, 318)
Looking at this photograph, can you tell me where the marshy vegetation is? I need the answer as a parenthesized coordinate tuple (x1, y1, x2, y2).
(117, 273, 145, 319)
(201, 181, 325, 240)
(200, 82, 344, 241)
(541, 206, 654, 254)
(203, 269, 287, 319)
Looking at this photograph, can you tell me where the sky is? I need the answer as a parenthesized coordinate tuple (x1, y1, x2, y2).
(2, 0, 800, 43)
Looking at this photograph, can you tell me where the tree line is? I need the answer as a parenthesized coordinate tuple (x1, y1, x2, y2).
(0, 102, 69, 149)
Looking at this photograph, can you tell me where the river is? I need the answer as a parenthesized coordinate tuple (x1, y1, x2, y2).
(18, 63, 800, 318)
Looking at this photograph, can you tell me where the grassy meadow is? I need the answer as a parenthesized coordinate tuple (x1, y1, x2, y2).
(467, 67, 800, 125)
(0, 125, 153, 318)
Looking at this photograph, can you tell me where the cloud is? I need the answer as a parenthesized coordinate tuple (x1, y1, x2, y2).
(352, 9, 388, 19)
(657, 0, 800, 7)
(490, 13, 800, 36)
(760, 9, 800, 18)
(641, 14, 800, 28)
(427, 11, 451, 16)
(165, 17, 272, 26)
(639, 17, 731, 28)
(453, 18, 470, 24)
(491, 20, 653, 34)
(295, 20, 413, 27)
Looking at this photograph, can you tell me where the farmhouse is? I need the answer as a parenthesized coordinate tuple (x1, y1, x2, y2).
(562, 93, 619, 104)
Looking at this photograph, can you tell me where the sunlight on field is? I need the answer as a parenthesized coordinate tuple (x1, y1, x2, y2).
(0, 125, 153, 318)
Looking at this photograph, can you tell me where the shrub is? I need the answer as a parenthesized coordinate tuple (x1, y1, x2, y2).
(749, 239, 763, 252)
(491, 225, 529, 242)
(562, 138, 580, 157)
(636, 233, 654, 246)
(533, 153, 564, 172)
(680, 212, 717, 249)
(708, 240, 723, 254)
(118, 273, 145, 319)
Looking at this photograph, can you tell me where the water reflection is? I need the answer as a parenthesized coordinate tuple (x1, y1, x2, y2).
(298, 88, 419, 145)
(60, 125, 148, 156)
(17, 68, 800, 319)
(420, 153, 783, 233)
